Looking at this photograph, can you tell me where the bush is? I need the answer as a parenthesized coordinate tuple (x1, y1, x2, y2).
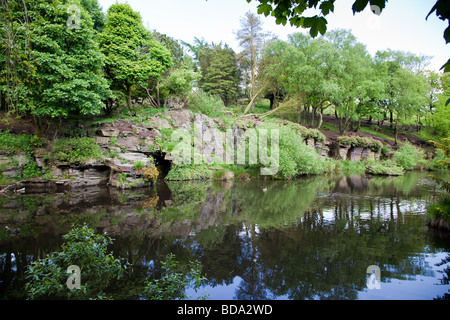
(427, 196, 450, 224)
(428, 150, 449, 172)
(50, 137, 102, 163)
(165, 164, 212, 181)
(22, 161, 42, 179)
(337, 136, 383, 152)
(366, 160, 404, 176)
(187, 90, 225, 118)
(265, 124, 326, 179)
(0, 130, 43, 155)
(141, 159, 159, 181)
(25, 225, 127, 300)
(393, 143, 426, 171)
(143, 253, 207, 300)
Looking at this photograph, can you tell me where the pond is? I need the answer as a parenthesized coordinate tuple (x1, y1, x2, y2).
(0, 172, 449, 300)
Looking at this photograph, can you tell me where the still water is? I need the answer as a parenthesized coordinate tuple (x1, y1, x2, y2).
(0, 172, 449, 300)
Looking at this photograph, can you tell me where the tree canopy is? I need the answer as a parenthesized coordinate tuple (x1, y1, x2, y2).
(248, 0, 450, 71)
(0, 0, 111, 133)
(98, 3, 172, 113)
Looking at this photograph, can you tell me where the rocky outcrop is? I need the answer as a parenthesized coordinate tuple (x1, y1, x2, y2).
(330, 137, 382, 161)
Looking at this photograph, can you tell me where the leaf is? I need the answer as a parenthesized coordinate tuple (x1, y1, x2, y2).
(275, 15, 288, 25)
(257, 3, 273, 16)
(317, 17, 328, 35)
(319, 0, 335, 16)
(352, 0, 369, 14)
(440, 58, 450, 73)
(369, 0, 387, 12)
(444, 26, 450, 44)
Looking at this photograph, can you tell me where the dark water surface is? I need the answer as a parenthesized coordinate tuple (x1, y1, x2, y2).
(1, 172, 449, 300)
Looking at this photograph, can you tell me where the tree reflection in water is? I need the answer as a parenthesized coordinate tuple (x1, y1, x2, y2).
(0, 172, 449, 299)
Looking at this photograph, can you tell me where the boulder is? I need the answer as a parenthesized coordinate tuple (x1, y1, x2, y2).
(349, 147, 364, 161)
(117, 152, 150, 166)
(97, 128, 120, 137)
(146, 117, 171, 130)
(339, 146, 350, 160)
(164, 109, 193, 130)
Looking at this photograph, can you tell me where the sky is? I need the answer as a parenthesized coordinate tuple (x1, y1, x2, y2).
(97, 0, 449, 72)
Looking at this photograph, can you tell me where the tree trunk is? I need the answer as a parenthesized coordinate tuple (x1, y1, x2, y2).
(317, 111, 323, 129)
(126, 83, 132, 113)
(335, 109, 344, 134)
(394, 120, 398, 146)
(156, 83, 161, 108)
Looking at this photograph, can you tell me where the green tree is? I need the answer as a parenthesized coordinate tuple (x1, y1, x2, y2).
(429, 73, 450, 138)
(247, 0, 450, 71)
(80, 0, 105, 31)
(0, 0, 32, 113)
(375, 50, 430, 144)
(98, 3, 172, 113)
(1, 0, 111, 135)
(200, 44, 240, 106)
(158, 60, 200, 108)
(322, 29, 374, 134)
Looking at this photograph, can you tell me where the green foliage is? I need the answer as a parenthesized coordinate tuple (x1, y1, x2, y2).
(98, 3, 172, 112)
(333, 159, 367, 175)
(428, 150, 449, 172)
(22, 161, 42, 179)
(158, 65, 200, 103)
(187, 90, 225, 118)
(250, 0, 339, 36)
(426, 139, 450, 226)
(337, 136, 383, 152)
(143, 253, 207, 300)
(428, 139, 450, 193)
(429, 102, 450, 138)
(197, 44, 240, 106)
(393, 143, 426, 171)
(165, 164, 213, 181)
(50, 137, 102, 163)
(25, 225, 127, 299)
(0, 130, 43, 155)
(366, 160, 404, 176)
(272, 124, 326, 179)
(302, 128, 326, 142)
(2, 0, 112, 123)
(427, 196, 450, 223)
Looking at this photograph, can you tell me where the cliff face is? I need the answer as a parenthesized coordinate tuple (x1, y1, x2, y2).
(0, 109, 393, 193)
(0, 109, 227, 191)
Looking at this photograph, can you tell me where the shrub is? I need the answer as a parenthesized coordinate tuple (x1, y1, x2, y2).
(165, 164, 212, 181)
(25, 225, 127, 299)
(142, 164, 159, 182)
(22, 161, 42, 179)
(270, 125, 326, 179)
(187, 90, 225, 118)
(143, 253, 207, 300)
(426, 196, 450, 224)
(0, 130, 43, 155)
(337, 136, 383, 152)
(50, 137, 102, 163)
(427, 150, 449, 172)
(366, 160, 404, 176)
(304, 128, 326, 143)
(393, 143, 426, 171)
